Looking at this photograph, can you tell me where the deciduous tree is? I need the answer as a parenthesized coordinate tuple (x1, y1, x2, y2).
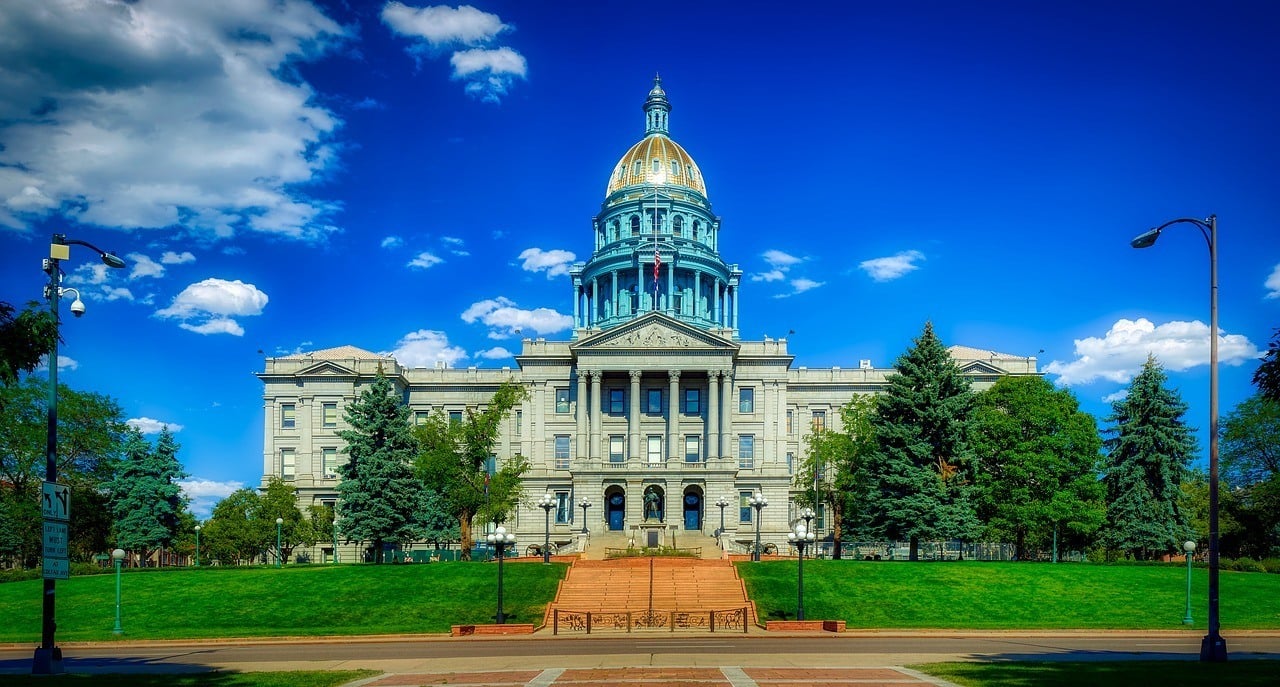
(795, 394, 876, 559)
(202, 488, 268, 565)
(0, 301, 57, 388)
(259, 476, 316, 564)
(1253, 328, 1280, 403)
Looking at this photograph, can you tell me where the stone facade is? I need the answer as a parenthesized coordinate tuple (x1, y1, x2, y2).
(257, 78, 1038, 562)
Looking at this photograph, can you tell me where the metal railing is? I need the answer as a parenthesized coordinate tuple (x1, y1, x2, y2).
(552, 607, 749, 634)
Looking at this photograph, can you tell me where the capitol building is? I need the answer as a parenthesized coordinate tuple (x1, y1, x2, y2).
(258, 78, 1037, 561)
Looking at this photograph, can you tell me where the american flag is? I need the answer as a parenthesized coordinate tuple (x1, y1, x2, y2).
(653, 248, 661, 284)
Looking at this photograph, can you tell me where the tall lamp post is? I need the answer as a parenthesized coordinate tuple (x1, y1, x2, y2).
(1183, 540, 1197, 625)
(715, 496, 729, 537)
(788, 522, 815, 620)
(275, 517, 284, 567)
(1131, 215, 1227, 662)
(486, 525, 516, 623)
(34, 234, 126, 675)
(579, 498, 592, 535)
(194, 525, 201, 567)
(799, 507, 816, 559)
(333, 520, 339, 564)
(749, 492, 768, 562)
(111, 548, 125, 635)
(538, 493, 556, 564)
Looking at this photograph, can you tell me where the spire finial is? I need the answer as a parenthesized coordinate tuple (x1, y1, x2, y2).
(643, 75, 670, 136)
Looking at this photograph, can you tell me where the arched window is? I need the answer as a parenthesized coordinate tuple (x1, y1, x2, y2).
(692, 220, 701, 241)
(670, 160, 678, 177)
(633, 161, 642, 177)
(652, 159, 660, 173)
(630, 216, 640, 237)
(672, 215, 683, 236)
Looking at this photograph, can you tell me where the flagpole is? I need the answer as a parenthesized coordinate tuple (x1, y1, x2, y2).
(652, 169, 665, 311)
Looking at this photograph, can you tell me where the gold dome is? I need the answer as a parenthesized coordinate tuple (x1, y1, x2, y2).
(606, 135, 707, 198)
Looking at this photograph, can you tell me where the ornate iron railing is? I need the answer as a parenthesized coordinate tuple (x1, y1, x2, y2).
(552, 607, 749, 634)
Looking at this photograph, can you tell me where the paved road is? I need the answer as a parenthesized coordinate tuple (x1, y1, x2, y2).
(1, 633, 1278, 675)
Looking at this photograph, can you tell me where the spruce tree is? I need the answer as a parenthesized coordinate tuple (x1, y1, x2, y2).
(1101, 355, 1195, 559)
(866, 322, 980, 560)
(336, 373, 424, 564)
(109, 426, 187, 563)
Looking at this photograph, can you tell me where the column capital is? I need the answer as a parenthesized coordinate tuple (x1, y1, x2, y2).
(708, 369, 721, 381)
(668, 369, 681, 382)
(629, 370, 643, 383)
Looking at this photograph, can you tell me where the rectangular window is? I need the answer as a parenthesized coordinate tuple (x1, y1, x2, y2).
(786, 410, 793, 435)
(647, 436, 663, 464)
(281, 448, 295, 480)
(816, 504, 826, 530)
(684, 388, 700, 414)
(555, 388, 570, 414)
(322, 447, 337, 479)
(555, 491, 570, 524)
(281, 404, 296, 429)
(554, 435, 570, 469)
(739, 435, 755, 469)
(812, 410, 827, 432)
(609, 435, 625, 463)
(448, 410, 463, 424)
(413, 411, 428, 426)
(515, 410, 522, 435)
(786, 451, 794, 475)
(739, 388, 754, 414)
(739, 491, 753, 524)
(322, 403, 338, 428)
(685, 435, 700, 463)
(609, 389, 625, 414)
(646, 388, 663, 414)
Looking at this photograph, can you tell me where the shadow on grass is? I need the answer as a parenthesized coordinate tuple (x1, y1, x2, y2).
(0, 655, 373, 686)
(914, 659, 1279, 687)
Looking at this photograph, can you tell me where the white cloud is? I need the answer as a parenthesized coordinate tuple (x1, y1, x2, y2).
(518, 247, 576, 278)
(386, 329, 467, 368)
(773, 278, 825, 299)
(160, 251, 195, 265)
(127, 417, 184, 434)
(1266, 263, 1280, 299)
(126, 253, 164, 280)
(381, 235, 404, 249)
(67, 263, 112, 286)
(180, 478, 244, 519)
(1102, 390, 1128, 404)
(0, 1, 349, 239)
(36, 355, 78, 372)
(380, 3, 509, 47)
(156, 278, 268, 336)
(461, 297, 573, 338)
(450, 47, 528, 103)
(407, 251, 443, 269)
(751, 249, 803, 282)
(475, 346, 514, 360)
(752, 269, 785, 283)
(441, 236, 464, 245)
(859, 250, 925, 282)
(1044, 318, 1262, 385)
(102, 286, 134, 302)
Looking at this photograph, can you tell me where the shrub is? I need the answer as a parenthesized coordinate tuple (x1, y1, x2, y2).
(1259, 558, 1280, 574)
(1231, 558, 1267, 573)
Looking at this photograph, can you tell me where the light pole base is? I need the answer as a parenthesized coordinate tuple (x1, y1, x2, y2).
(1199, 634, 1228, 662)
(32, 647, 63, 675)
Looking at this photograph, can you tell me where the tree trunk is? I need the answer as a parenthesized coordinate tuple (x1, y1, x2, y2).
(373, 538, 384, 564)
(1015, 529, 1026, 562)
(831, 501, 843, 560)
(909, 535, 919, 561)
(459, 512, 474, 561)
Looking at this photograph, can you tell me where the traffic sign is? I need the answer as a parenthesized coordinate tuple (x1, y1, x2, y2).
(42, 522, 69, 559)
(42, 557, 69, 580)
(41, 482, 70, 521)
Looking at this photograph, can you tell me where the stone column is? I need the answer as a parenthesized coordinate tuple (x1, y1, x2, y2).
(576, 370, 588, 458)
(629, 370, 642, 461)
(637, 262, 644, 312)
(666, 256, 674, 314)
(611, 270, 618, 319)
(667, 370, 681, 461)
(693, 269, 701, 320)
(713, 278, 721, 326)
(731, 283, 739, 332)
(591, 277, 599, 327)
(572, 278, 581, 328)
(589, 371, 602, 459)
(707, 370, 720, 459)
(720, 370, 733, 463)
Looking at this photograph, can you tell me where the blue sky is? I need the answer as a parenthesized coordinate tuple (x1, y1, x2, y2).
(2, 1, 1277, 517)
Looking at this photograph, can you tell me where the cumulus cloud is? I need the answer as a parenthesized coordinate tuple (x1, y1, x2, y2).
(461, 297, 573, 338)
(386, 329, 467, 368)
(65, 261, 134, 301)
(407, 251, 443, 269)
(381, 235, 404, 249)
(441, 235, 469, 256)
(475, 346, 514, 360)
(161, 251, 195, 265)
(0, 1, 348, 239)
(859, 250, 925, 282)
(1044, 318, 1262, 385)
(518, 247, 576, 278)
(127, 253, 164, 280)
(36, 355, 78, 372)
(751, 249, 802, 282)
(1102, 390, 1128, 404)
(155, 278, 268, 336)
(180, 478, 244, 519)
(1266, 263, 1280, 299)
(127, 417, 184, 434)
(381, 3, 526, 103)
(772, 278, 826, 299)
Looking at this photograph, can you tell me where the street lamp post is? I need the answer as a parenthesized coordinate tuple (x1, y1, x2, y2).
(333, 520, 339, 564)
(1131, 215, 1227, 662)
(579, 498, 592, 535)
(1184, 540, 1197, 625)
(194, 525, 201, 567)
(111, 548, 125, 635)
(749, 492, 768, 562)
(715, 496, 729, 538)
(538, 493, 556, 564)
(486, 525, 516, 623)
(275, 517, 284, 567)
(800, 507, 815, 559)
(788, 523, 816, 620)
(34, 234, 126, 675)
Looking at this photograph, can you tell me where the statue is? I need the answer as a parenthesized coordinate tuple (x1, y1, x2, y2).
(643, 488, 662, 521)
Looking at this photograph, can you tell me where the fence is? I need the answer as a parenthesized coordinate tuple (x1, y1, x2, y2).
(552, 607, 749, 634)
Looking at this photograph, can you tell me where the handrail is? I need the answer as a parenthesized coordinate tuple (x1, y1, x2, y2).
(552, 606, 749, 634)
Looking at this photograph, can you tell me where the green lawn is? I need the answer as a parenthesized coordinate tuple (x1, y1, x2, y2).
(910, 660, 1280, 687)
(0, 671, 377, 687)
(737, 560, 1280, 629)
(0, 562, 567, 642)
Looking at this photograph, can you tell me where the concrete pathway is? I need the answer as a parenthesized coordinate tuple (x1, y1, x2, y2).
(350, 666, 961, 687)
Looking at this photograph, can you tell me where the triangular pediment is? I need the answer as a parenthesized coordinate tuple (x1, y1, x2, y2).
(958, 360, 1005, 376)
(293, 360, 358, 377)
(572, 312, 737, 352)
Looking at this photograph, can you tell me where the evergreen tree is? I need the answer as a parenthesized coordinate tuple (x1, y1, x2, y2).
(109, 426, 188, 564)
(1254, 327, 1280, 403)
(970, 376, 1105, 561)
(1100, 355, 1195, 559)
(336, 373, 424, 564)
(865, 322, 980, 560)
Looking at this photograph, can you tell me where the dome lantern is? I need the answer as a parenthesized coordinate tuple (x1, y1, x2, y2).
(644, 73, 671, 136)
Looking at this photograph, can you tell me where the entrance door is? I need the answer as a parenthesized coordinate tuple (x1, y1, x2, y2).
(607, 493, 625, 530)
(683, 492, 701, 530)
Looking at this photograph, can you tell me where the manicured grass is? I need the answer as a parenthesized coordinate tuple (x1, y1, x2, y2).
(0, 562, 567, 642)
(0, 671, 377, 686)
(910, 660, 1280, 687)
(737, 560, 1280, 629)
